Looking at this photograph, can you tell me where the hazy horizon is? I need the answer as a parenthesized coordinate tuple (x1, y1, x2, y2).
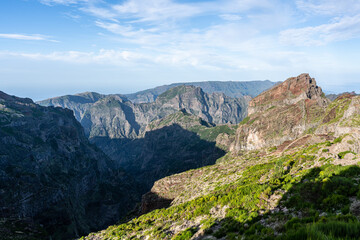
(1, 0, 360, 100)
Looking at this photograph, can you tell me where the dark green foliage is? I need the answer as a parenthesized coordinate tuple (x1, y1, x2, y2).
(338, 151, 356, 159)
(172, 227, 197, 240)
(240, 116, 250, 125)
(278, 218, 360, 240)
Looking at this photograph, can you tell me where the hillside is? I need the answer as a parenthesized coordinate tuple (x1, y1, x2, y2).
(0, 91, 140, 240)
(82, 74, 360, 240)
(124, 80, 277, 103)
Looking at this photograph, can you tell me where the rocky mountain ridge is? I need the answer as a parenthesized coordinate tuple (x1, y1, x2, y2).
(124, 80, 277, 103)
(39, 85, 247, 140)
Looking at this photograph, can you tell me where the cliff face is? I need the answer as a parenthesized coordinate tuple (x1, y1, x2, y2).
(38, 92, 106, 122)
(40, 86, 247, 140)
(0, 91, 139, 239)
(231, 73, 330, 152)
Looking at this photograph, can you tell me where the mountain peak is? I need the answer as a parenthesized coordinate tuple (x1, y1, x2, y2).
(248, 73, 325, 115)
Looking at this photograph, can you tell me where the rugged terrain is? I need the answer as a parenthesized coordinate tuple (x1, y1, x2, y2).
(39, 85, 248, 139)
(82, 74, 360, 240)
(0, 91, 139, 240)
(124, 80, 277, 103)
(40, 85, 247, 191)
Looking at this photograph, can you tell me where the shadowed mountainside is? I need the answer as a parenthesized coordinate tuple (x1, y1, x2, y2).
(0, 91, 140, 240)
(92, 118, 227, 191)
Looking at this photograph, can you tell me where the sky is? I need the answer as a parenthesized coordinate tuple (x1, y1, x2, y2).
(1, 0, 360, 101)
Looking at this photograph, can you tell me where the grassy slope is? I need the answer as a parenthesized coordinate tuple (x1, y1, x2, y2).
(82, 133, 360, 240)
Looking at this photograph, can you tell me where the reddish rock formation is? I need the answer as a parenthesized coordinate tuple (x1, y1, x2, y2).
(231, 73, 330, 152)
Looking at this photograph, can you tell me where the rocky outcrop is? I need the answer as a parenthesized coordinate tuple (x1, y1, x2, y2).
(315, 94, 360, 138)
(0, 91, 139, 239)
(231, 73, 330, 152)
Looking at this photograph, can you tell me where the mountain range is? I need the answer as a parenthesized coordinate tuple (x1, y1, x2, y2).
(2, 75, 360, 240)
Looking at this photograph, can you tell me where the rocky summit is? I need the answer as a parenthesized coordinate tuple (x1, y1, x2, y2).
(231, 73, 330, 151)
(0, 91, 139, 240)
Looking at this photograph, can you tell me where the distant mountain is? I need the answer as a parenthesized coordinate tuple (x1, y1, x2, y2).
(38, 92, 107, 121)
(39, 85, 248, 139)
(0, 91, 139, 240)
(124, 80, 277, 103)
(326, 91, 358, 101)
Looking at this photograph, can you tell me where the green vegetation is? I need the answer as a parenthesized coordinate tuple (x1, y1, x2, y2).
(157, 86, 191, 103)
(190, 124, 237, 142)
(172, 227, 197, 240)
(240, 116, 250, 125)
(338, 151, 356, 159)
(83, 139, 360, 240)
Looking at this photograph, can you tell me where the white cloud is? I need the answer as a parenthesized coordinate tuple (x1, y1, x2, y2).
(220, 14, 242, 21)
(280, 14, 360, 46)
(0, 33, 58, 42)
(0, 49, 148, 65)
(40, 0, 88, 6)
(112, 0, 201, 23)
(296, 0, 360, 16)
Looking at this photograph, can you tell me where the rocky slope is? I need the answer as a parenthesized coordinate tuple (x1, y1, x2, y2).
(124, 80, 277, 103)
(82, 76, 360, 240)
(231, 73, 330, 152)
(0, 91, 139, 240)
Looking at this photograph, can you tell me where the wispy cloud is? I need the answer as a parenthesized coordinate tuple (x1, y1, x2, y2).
(296, 0, 360, 16)
(280, 14, 360, 46)
(0, 49, 148, 66)
(40, 0, 88, 6)
(0, 33, 59, 42)
(220, 14, 242, 21)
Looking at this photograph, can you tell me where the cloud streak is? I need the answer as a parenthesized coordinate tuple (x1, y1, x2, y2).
(280, 14, 360, 46)
(40, 0, 88, 6)
(0, 33, 59, 42)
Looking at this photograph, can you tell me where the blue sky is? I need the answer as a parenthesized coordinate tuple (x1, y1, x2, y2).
(1, 0, 360, 100)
